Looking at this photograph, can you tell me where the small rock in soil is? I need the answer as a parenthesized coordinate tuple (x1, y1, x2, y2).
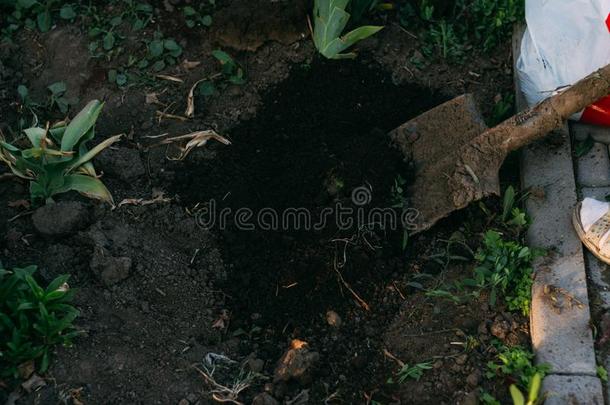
(455, 354, 468, 365)
(326, 310, 341, 328)
(466, 370, 481, 387)
(273, 339, 319, 385)
(90, 247, 132, 286)
(248, 358, 265, 373)
(490, 317, 510, 340)
(96, 146, 146, 182)
(21, 373, 46, 393)
(32, 201, 89, 236)
(462, 390, 479, 405)
(252, 392, 279, 405)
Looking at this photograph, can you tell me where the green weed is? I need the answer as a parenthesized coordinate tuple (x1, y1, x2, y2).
(387, 361, 433, 384)
(575, 136, 595, 157)
(509, 372, 543, 405)
(598, 365, 608, 382)
(212, 50, 246, 85)
(467, 230, 539, 314)
(0, 100, 119, 205)
(399, 0, 524, 62)
(183, 0, 215, 28)
(47, 81, 77, 114)
(486, 343, 550, 390)
(86, 1, 153, 61)
(0, 264, 80, 378)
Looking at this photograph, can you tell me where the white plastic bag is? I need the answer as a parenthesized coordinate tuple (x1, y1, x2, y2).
(517, 0, 610, 124)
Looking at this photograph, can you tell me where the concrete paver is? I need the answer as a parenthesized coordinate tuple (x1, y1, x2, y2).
(542, 375, 604, 405)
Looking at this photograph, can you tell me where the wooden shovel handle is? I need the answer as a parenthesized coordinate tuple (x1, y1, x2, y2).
(499, 63, 610, 152)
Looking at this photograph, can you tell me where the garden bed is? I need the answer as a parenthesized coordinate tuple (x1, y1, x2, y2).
(0, 1, 534, 404)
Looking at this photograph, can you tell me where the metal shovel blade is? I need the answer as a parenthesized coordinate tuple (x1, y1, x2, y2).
(389, 94, 501, 233)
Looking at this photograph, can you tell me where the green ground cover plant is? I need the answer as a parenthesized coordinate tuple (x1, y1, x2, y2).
(0, 264, 79, 378)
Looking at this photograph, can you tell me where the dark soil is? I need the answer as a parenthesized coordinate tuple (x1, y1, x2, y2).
(173, 59, 445, 323)
(0, 2, 527, 404)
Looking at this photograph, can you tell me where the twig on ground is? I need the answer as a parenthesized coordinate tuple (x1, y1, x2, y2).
(333, 265, 370, 311)
(155, 110, 187, 122)
(0, 173, 17, 181)
(8, 210, 33, 222)
(383, 348, 405, 367)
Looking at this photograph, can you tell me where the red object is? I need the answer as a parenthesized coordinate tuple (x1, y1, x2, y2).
(581, 96, 610, 126)
(580, 13, 610, 126)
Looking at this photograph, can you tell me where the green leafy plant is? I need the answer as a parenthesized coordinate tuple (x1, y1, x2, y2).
(0, 264, 80, 378)
(501, 185, 529, 228)
(466, 231, 539, 314)
(141, 31, 183, 71)
(183, 0, 215, 28)
(388, 361, 433, 384)
(421, 20, 464, 62)
(575, 135, 594, 157)
(509, 372, 543, 405)
(47, 81, 77, 114)
(486, 343, 550, 390)
(86, 1, 153, 61)
(490, 93, 515, 126)
(597, 365, 608, 382)
(0, 100, 120, 205)
(212, 50, 246, 85)
(399, 0, 524, 62)
(312, 0, 383, 59)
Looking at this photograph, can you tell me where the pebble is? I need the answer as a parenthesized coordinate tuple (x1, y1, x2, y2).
(462, 390, 479, 405)
(248, 358, 265, 373)
(326, 310, 342, 328)
(455, 354, 468, 365)
(466, 370, 481, 387)
(252, 392, 279, 405)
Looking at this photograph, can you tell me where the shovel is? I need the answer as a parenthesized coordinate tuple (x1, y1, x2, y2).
(389, 63, 610, 233)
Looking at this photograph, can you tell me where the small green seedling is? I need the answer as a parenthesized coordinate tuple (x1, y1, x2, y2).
(141, 31, 183, 72)
(388, 361, 433, 384)
(486, 343, 550, 390)
(509, 372, 543, 405)
(183, 1, 215, 28)
(597, 365, 608, 382)
(312, 0, 383, 59)
(0, 100, 120, 205)
(0, 264, 80, 378)
(212, 50, 246, 85)
(47, 81, 77, 114)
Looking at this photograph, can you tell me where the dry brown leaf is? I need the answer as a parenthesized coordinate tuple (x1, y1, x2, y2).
(8, 199, 31, 209)
(212, 309, 230, 330)
(182, 59, 201, 70)
(154, 74, 184, 83)
(185, 73, 221, 118)
(158, 130, 231, 160)
(145, 93, 162, 105)
(118, 191, 171, 207)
